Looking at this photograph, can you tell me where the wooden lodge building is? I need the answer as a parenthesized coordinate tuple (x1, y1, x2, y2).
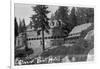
(15, 22, 93, 56)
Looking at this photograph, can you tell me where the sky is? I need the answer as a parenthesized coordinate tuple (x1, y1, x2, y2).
(14, 3, 59, 25)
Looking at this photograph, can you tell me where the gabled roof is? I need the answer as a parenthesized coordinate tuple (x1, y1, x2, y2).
(69, 23, 92, 35)
(68, 23, 93, 38)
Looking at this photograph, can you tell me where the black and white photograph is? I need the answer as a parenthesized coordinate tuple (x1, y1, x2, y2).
(14, 3, 94, 66)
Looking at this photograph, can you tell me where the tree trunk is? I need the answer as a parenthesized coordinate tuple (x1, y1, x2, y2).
(42, 29, 45, 51)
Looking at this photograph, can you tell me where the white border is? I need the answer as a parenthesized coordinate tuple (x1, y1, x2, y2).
(11, 0, 96, 69)
(13, 0, 95, 8)
(10, 0, 14, 68)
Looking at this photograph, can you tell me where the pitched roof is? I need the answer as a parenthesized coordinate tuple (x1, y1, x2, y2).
(69, 23, 92, 35)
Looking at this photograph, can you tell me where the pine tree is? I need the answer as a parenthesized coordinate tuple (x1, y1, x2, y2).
(14, 17, 19, 45)
(76, 7, 94, 24)
(30, 5, 50, 51)
(29, 21, 33, 29)
(85, 8, 94, 23)
(18, 19, 23, 34)
(14, 17, 19, 37)
(53, 6, 70, 37)
(69, 7, 77, 29)
(22, 19, 28, 51)
(22, 19, 26, 32)
(55, 6, 69, 25)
